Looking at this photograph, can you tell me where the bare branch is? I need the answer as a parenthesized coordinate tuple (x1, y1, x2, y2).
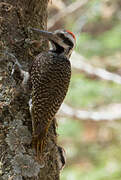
(58, 103, 121, 121)
(48, 0, 89, 29)
(71, 51, 121, 84)
(48, 0, 66, 11)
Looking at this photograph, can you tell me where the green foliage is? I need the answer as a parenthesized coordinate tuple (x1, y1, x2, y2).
(60, 144, 121, 180)
(56, 0, 121, 179)
(58, 118, 83, 138)
(65, 74, 121, 108)
(76, 25, 121, 57)
(58, 118, 121, 180)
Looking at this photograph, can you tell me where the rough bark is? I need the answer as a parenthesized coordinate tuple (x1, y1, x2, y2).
(0, 0, 61, 179)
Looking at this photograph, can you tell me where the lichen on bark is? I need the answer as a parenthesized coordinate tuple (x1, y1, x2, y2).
(0, 0, 61, 179)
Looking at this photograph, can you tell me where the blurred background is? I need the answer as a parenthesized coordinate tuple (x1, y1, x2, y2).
(48, 0, 121, 179)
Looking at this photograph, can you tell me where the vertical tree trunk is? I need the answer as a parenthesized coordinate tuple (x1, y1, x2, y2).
(0, 1, 61, 179)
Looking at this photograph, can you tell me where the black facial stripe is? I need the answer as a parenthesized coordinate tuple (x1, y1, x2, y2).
(58, 33, 65, 39)
(51, 40, 64, 54)
(63, 37, 74, 47)
(58, 33, 74, 48)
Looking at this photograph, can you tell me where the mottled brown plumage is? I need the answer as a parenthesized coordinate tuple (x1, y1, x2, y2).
(30, 28, 76, 159)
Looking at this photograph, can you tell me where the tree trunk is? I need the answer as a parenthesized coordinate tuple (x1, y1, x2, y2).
(0, 1, 61, 179)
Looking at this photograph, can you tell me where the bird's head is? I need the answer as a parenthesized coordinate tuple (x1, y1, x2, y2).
(30, 28, 76, 59)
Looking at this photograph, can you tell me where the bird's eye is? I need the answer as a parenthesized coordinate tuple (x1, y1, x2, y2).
(57, 33, 74, 48)
(57, 33, 65, 39)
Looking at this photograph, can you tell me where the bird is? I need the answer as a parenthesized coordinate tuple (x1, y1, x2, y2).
(30, 28, 76, 160)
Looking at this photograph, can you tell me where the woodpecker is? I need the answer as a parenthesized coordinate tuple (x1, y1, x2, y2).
(30, 28, 76, 160)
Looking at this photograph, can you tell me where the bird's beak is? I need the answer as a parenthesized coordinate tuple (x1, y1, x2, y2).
(30, 28, 55, 41)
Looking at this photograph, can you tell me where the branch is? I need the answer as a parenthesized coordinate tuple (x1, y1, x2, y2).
(48, 0, 66, 11)
(48, 0, 89, 29)
(71, 51, 121, 84)
(58, 103, 121, 121)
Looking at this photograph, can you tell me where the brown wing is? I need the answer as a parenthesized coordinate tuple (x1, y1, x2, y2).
(31, 52, 71, 136)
